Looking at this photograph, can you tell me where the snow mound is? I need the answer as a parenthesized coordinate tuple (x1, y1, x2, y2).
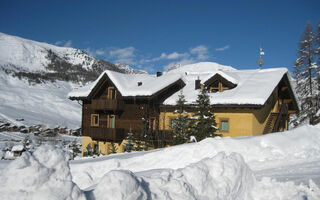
(141, 152, 254, 200)
(0, 145, 85, 200)
(88, 152, 318, 200)
(71, 125, 320, 189)
(92, 170, 148, 200)
(88, 152, 253, 200)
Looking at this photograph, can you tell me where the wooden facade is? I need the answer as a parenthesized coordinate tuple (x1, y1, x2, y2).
(78, 73, 184, 147)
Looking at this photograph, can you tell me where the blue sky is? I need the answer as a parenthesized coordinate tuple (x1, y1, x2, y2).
(0, 0, 319, 73)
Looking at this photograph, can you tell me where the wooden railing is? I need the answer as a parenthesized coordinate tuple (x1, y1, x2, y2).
(91, 99, 124, 110)
(84, 127, 125, 142)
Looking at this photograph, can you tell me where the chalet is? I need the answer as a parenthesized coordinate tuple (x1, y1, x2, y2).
(68, 62, 299, 155)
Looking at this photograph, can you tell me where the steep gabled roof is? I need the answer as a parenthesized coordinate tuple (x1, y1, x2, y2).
(68, 70, 184, 99)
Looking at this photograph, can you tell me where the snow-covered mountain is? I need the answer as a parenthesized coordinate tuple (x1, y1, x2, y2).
(0, 32, 144, 84)
(0, 32, 143, 128)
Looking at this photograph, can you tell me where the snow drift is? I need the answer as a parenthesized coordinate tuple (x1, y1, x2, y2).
(0, 145, 85, 200)
(88, 152, 254, 200)
(1, 125, 320, 199)
(70, 124, 320, 189)
(87, 152, 319, 200)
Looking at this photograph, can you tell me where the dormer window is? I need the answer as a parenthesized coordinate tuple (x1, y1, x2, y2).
(204, 73, 237, 93)
(209, 82, 229, 93)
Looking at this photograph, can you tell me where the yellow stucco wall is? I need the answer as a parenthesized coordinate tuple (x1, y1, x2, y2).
(215, 110, 254, 137)
(159, 89, 282, 138)
(160, 109, 255, 137)
(81, 136, 126, 156)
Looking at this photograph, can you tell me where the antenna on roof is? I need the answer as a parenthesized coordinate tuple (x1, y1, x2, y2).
(257, 44, 264, 69)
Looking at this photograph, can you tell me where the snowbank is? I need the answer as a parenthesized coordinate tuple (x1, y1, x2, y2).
(88, 152, 254, 200)
(87, 152, 318, 200)
(0, 145, 85, 200)
(1, 126, 320, 199)
(71, 125, 320, 189)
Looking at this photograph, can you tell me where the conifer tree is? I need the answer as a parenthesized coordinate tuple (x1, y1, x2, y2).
(109, 142, 117, 154)
(293, 23, 319, 124)
(316, 22, 320, 112)
(85, 144, 93, 156)
(170, 90, 190, 145)
(190, 86, 218, 141)
(71, 140, 81, 159)
(141, 117, 152, 151)
(124, 132, 134, 152)
(134, 130, 144, 151)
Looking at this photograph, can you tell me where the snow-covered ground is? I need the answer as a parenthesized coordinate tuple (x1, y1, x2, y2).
(0, 72, 81, 128)
(1, 125, 320, 199)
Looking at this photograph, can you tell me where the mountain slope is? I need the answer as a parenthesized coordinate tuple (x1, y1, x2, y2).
(0, 32, 144, 84)
(0, 32, 143, 128)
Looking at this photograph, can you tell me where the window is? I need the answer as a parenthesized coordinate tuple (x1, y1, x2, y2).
(108, 87, 116, 100)
(107, 115, 116, 128)
(91, 114, 99, 126)
(209, 82, 229, 93)
(220, 119, 229, 132)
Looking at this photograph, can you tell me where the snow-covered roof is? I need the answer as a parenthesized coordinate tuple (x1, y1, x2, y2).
(69, 62, 291, 106)
(11, 144, 24, 152)
(164, 64, 289, 106)
(68, 70, 184, 98)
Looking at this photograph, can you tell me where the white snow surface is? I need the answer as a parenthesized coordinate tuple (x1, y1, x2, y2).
(0, 32, 94, 72)
(0, 145, 85, 200)
(0, 72, 81, 128)
(164, 64, 289, 105)
(1, 125, 320, 199)
(69, 62, 290, 106)
(11, 144, 24, 152)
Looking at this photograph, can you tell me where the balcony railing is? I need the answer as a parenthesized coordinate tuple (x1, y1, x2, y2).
(91, 99, 124, 110)
(84, 127, 125, 142)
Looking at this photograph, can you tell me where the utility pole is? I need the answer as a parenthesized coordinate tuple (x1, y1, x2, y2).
(257, 45, 265, 69)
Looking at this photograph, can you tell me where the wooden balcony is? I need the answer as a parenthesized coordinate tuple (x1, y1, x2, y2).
(91, 99, 124, 110)
(84, 127, 125, 142)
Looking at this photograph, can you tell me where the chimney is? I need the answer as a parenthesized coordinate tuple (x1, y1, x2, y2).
(195, 79, 201, 90)
(137, 81, 142, 86)
(156, 72, 162, 77)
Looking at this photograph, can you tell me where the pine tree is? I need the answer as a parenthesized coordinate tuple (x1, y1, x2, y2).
(71, 140, 81, 159)
(109, 142, 117, 154)
(124, 132, 134, 152)
(85, 144, 93, 156)
(316, 22, 320, 113)
(134, 130, 144, 151)
(293, 23, 319, 124)
(141, 117, 152, 151)
(190, 87, 218, 141)
(170, 90, 190, 145)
